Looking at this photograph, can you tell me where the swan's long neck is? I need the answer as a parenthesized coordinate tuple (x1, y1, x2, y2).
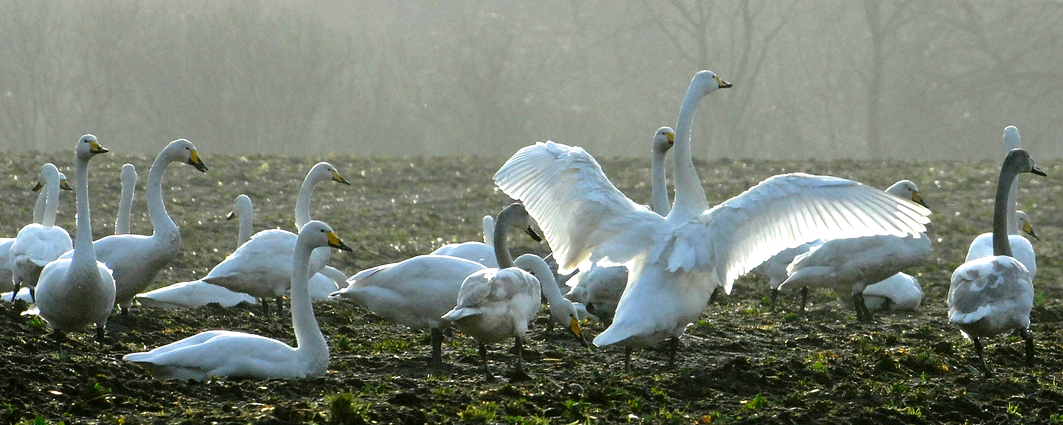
(32, 189, 46, 224)
(651, 146, 671, 215)
(992, 163, 1019, 257)
(492, 208, 519, 269)
(482, 215, 495, 246)
(237, 205, 253, 248)
(71, 154, 97, 269)
(670, 82, 710, 218)
(1007, 171, 1019, 235)
(146, 153, 178, 238)
(518, 254, 562, 306)
(291, 240, 327, 355)
(294, 176, 318, 232)
(41, 169, 61, 227)
(116, 165, 136, 235)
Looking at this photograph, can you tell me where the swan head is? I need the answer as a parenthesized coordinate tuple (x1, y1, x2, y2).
(691, 70, 733, 97)
(227, 194, 253, 221)
(76, 134, 109, 159)
(58, 173, 72, 191)
(166, 139, 208, 173)
(653, 126, 675, 154)
(1004, 148, 1046, 177)
(1003, 126, 1021, 151)
(32, 163, 64, 192)
(299, 220, 353, 252)
(1015, 210, 1039, 240)
(499, 203, 542, 243)
(121, 163, 137, 184)
(885, 180, 928, 209)
(308, 162, 351, 186)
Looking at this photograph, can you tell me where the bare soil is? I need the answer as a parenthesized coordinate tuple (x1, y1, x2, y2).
(0, 152, 1061, 424)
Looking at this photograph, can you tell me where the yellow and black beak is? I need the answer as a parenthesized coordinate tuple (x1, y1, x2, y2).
(332, 170, 351, 186)
(59, 178, 72, 191)
(570, 317, 590, 348)
(188, 149, 209, 173)
(716, 75, 733, 89)
(31, 181, 44, 192)
(89, 141, 109, 154)
(226, 210, 237, 221)
(666, 131, 675, 145)
(327, 231, 353, 252)
(1024, 221, 1040, 240)
(911, 192, 929, 209)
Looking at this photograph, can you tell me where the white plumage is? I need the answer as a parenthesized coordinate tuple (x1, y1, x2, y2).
(494, 70, 930, 363)
(10, 163, 73, 301)
(115, 163, 137, 235)
(123, 221, 351, 380)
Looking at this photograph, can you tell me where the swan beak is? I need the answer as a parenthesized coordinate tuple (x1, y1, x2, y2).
(59, 178, 72, 191)
(226, 211, 237, 221)
(327, 231, 353, 252)
(1031, 164, 1047, 177)
(911, 192, 929, 209)
(666, 131, 675, 145)
(716, 76, 733, 89)
(524, 226, 542, 242)
(570, 317, 590, 348)
(332, 170, 352, 185)
(89, 141, 109, 154)
(31, 181, 44, 192)
(188, 150, 209, 173)
(1024, 221, 1040, 240)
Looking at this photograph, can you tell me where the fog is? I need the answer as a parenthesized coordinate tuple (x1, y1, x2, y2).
(1, 0, 1060, 159)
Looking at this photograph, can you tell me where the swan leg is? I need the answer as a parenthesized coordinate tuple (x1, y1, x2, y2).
(972, 337, 992, 378)
(667, 336, 680, 368)
(274, 296, 284, 316)
(28, 287, 35, 303)
(624, 347, 633, 371)
(1020, 328, 1035, 367)
(258, 298, 271, 316)
(799, 287, 808, 312)
(430, 327, 444, 365)
(478, 343, 493, 381)
(508, 335, 532, 382)
(95, 324, 106, 343)
(770, 289, 778, 311)
(8, 285, 18, 302)
(853, 292, 875, 323)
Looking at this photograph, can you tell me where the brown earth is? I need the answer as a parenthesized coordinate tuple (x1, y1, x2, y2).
(0, 151, 1061, 424)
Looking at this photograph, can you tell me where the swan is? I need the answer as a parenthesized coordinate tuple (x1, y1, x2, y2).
(564, 126, 675, 324)
(948, 148, 1044, 377)
(493, 70, 930, 366)
(115, 163, 137, 235)
(0, 170, 71, 295)
(330, 254, 487, 364)
(123, 220, 352, 380)
(965, 126, 1037, 282)
(34, 134, 116, 342)
(442, 203, 586, 380)
(306, 266, 346, 301)
(858, 272, 922, 311)
(202, 162, 350, 315)
(429, 213, 542, 267)
(10, 163, 74, 301)
(57, 139, 208, 314)
(775, 179, 932, 320)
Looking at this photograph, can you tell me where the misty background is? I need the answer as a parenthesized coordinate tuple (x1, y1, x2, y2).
(1, 0, 1060, 160)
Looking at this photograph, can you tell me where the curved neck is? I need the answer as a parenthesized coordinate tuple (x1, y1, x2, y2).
(116, 168, 136, 235)
(670, 84, 710, 217)
(33, 187, 47, 224)
(291, 241, 327, 354)
(482, 215, 495, 246)
(517, 254, 562, 305)
(72, 155, 97, 268)
(237, 206, 253, 248)
(41, 173, 61, 227)
(146, 153, 178, 238)
(492, 209, 518, 269)
(294, 176, 319, 231)
(651, 147, 670, 215)
(1006, 178, 1018, 234)
(992, 165, 1019, 257)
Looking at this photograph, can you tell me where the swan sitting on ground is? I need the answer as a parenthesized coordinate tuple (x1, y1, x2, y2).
(442, 203, 586, 380)
(494, 70, 930, 367)
(331, 254, 487, 364)
(10, 163, 74, 301)
(949, 148, 1044, 377)
(58, 139, 209, 315)
(34, 135, 116, 342)
(564, 126, 675, 325)
(965, 126, 1037, 283)
(123, 220, 351, 380)
(202, 162, 349, 315)
(115, 163, 137, 235)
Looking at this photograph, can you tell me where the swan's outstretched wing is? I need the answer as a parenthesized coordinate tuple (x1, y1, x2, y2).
(697, 173, 932, 292)
(494, 141, 665, 273)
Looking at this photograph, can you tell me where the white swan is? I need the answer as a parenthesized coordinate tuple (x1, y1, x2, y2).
(202, 162, 349, 315)
(58, 139, 209, 314)
(10, 163, 74, 301)
(123, 220, 351, 380)
(0, 173, 70, 295)
(564, 126, 675, 324)
(776, 179, 932, 320)
(948, 148, 1044, 377)
(115, 163, 137, 235)
(493, 70, 930, 365)
(34, 134, 116, 342)
(331, 254, 487, 364)
(442, 203, 586, 380)
(429, 213, 542, 268)
(965, 126, 1036, 282)
(858, 272, 922, 311)
(135, 195, 259, 309)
